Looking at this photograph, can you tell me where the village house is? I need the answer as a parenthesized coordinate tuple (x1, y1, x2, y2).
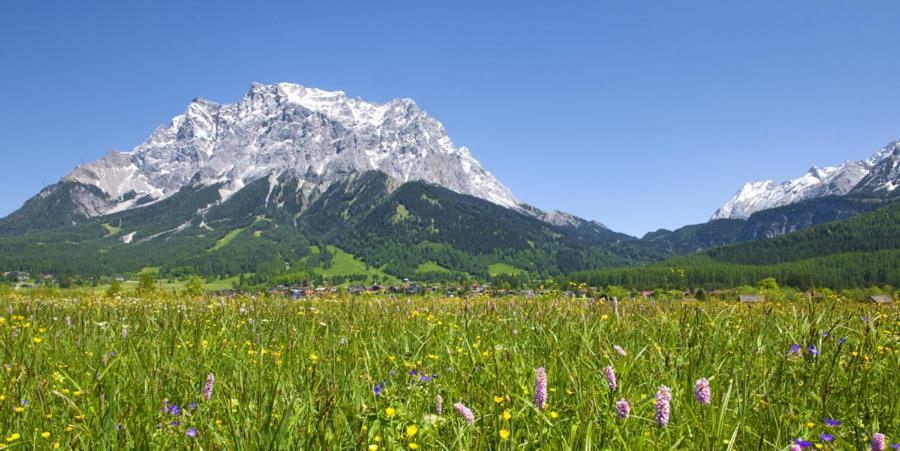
(739, 294, 766, 303)
(865, 294, 893, 304)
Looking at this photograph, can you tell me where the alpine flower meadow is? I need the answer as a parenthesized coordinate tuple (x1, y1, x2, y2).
(0, 292, 895, 449)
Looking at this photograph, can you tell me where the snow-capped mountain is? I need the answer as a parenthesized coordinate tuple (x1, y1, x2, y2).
(851, 144, 900, 196)
(711, 140, 900, 220)
(63, 82, 521, 217)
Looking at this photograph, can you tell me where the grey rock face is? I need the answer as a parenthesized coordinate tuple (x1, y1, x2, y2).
(62, 82, 521, 217)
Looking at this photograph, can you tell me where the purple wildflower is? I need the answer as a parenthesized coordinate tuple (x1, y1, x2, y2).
(373, 380, 385, 396)
(453, 402, 475, 425)
(419, 374, 431, 383)
(823, 418, 842, 427)
(187, 402, 197, 411)
(820, 433, 834, 443)
(613, 345, 627, 357)
(615, 398, 630, 419)
(790, 445, 803, 451)
(788, 344, 801, 355)
(186, 427, 197, 438)
(794, 439, 812, 448)
(808, 345, 820, 357)
(171, 420, 180, 427)
(654, 386, 671, 428)
(534, 367, 548, 410)
(435, 395, 443, 416)
(203, 373, 215, 401)
(889, 444, 900, 450)
(169, 404, 181, 416)
(694, 378, 711, 405)
(872, 433, 886, 451)
(603, 366, 617, 392)
(838, 337, 847, 345)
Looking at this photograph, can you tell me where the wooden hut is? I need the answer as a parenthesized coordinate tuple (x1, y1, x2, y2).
(739, 294, 765, 303)
(865, 295, 893, 304)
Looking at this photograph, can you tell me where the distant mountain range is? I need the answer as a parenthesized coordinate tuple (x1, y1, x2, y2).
(0, 83, 898, 280)
(712, 140, 899, 220)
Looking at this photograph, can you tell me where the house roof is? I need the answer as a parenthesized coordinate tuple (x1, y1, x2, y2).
(866, 295, 893, 304)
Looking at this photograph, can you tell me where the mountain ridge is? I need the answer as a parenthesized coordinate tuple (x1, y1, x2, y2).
(55, 82, 523, 222)
(711, 139, 900, 220)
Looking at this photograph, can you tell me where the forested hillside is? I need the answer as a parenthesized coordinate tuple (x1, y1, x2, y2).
(565, 201, 900, 290)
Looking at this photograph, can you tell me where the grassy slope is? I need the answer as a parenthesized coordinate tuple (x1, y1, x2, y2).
(416, 261, 451, 273)
(488, 262, 524, 276)
(307, 245, 396, 282)
(210, 228, 245, 252)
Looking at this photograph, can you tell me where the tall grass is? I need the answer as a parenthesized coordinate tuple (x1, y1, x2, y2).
(0, 293, 897, 449)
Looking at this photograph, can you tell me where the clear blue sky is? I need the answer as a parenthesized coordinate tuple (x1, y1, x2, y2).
(2, 1, 899, 236)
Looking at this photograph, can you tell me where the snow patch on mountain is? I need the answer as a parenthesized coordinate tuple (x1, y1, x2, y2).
(712, 140, 900, 220)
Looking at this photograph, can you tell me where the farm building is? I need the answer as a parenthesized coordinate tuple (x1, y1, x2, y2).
(865, 295, 893, 304)
(739, 294, 765, 303)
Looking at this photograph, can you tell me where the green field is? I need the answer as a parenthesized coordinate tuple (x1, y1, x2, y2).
(488, 263, 524, 277)
(210, 228, 245, 252)
(90, 275, 242, 294)
(305, 245, 394, 282)
(416, 261, 451, 274)
(0, 293, 897, 449)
